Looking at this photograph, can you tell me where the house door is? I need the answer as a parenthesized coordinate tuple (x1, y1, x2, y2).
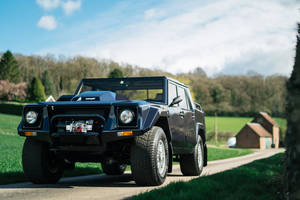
(265, 138, 272, 149)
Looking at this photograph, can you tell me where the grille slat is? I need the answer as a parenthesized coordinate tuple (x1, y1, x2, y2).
(47, 105, 109, 134)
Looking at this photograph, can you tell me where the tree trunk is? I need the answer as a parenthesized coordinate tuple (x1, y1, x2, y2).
(284, 24, 300, 200)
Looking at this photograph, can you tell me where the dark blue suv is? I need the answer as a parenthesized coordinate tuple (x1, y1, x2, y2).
(18, 76, 207, 186)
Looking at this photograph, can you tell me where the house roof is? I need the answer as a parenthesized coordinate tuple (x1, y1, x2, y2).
(257, 112, 279, 127)
(247, 123, 272, 137)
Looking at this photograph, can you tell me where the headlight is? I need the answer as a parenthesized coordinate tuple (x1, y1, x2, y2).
(25, 111, 38, 124)
(119, 109, 134, 124)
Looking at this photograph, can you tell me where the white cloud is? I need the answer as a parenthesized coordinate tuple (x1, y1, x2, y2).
(38, 0, 300, 76)
(36, 0, 60, 10)
(37, 15, 57, 30)
(144, 8, 165, 20)
(62, 0, 81, 16)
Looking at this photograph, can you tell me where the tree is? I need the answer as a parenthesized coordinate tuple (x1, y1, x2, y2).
(42, 70, 56, 96)
(284, 24, 300, 200)
(193, 67, 207, 77)
(108, 68, 124, 78)
(28, 77, 46, 102)
(0, 50, 21, 83)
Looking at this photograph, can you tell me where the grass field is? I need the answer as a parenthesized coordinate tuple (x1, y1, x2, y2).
(131, 153, 284, 200)
(0, 113, 283, 185)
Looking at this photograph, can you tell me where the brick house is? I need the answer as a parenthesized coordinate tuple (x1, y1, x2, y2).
(236, 112, 279, 149)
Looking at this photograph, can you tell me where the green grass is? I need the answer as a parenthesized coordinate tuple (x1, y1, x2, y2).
(131, 153, 284, 200)
(207, 147, 253, 161)
(0, 113, 279, 185)
(206, 116, 253, 133)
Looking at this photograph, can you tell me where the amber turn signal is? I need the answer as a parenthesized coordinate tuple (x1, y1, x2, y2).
(24, 131, 37, 136)
(117, 131, 133, 136)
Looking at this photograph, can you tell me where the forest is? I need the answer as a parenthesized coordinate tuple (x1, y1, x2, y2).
(0, 50, 288, 117)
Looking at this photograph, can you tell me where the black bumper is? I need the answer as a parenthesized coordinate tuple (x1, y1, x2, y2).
(18, 127, 147, 153)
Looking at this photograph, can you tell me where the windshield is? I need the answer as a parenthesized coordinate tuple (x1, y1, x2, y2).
(75, 78, 165, 103)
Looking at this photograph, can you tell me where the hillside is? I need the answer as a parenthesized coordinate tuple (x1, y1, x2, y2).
(0, 52, 288, 117)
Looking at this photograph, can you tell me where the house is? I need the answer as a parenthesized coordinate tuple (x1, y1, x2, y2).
(252, 112, 280, 148)
(236, 112, 280, 149)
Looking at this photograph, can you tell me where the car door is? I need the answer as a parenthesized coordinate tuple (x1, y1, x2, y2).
(177, 86, 196, 152)
(167, 82, 186, 152)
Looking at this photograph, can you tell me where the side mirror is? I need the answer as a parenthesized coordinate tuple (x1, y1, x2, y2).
(169, 96, 183, 107)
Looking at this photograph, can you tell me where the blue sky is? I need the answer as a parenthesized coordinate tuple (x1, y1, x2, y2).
(0, 0, 299, 76)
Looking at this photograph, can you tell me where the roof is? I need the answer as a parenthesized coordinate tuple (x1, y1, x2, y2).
(247, 123, 272, 137)
(81, 76, 189, 88)
(257, 112, 279, 127)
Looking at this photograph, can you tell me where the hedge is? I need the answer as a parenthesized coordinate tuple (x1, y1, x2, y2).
(0, 102, 24, 116)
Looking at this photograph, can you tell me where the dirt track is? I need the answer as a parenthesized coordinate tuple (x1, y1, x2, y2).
(0, 149, 284, 200)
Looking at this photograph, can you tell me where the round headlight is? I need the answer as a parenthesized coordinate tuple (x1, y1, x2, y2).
(25, 111, 38, 124)
(119, 109, 134, 124)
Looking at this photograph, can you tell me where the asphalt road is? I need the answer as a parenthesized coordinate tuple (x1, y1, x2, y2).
(0, 148, 284, 200)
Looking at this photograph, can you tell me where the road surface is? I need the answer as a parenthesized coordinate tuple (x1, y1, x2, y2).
(0, 149, 284, 200)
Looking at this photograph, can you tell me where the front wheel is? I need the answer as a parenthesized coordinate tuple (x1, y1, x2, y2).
(22, 138, 64, 184)
(130, 126, 169, 186)
(180, 136, 204, 176)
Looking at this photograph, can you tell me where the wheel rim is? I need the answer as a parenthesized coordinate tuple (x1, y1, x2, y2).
(157, 139, 166, 176)
(197, 144, 203, 169)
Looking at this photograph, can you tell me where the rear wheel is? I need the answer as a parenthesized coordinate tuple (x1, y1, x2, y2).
(180, 136, 204, 176)
(130, 126, 169, 186)
(22, 138, 64, 184)
(101, 162, 127, 175)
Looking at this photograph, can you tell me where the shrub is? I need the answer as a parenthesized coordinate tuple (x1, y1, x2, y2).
(108, 68, 124, 78)
(28, 77, 46, 102)
(0, 80, 27, 101)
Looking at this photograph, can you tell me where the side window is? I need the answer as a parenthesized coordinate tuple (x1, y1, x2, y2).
(178, 86, 188, 110)
(168, 83, 177, 105)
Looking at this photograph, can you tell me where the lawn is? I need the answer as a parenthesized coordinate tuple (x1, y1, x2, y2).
(0, 113, 281, 185)
(207, 147, 253, 161)
(131, 153, 284, 200)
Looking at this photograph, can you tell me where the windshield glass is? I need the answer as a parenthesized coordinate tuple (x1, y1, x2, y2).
(76, 78, 165, 103)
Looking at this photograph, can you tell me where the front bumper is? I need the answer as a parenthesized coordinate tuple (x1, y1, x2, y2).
(18, 121, 148, 153)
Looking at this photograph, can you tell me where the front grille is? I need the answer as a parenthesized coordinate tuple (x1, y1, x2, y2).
(52, 115, 105, 133)
(48, 105, 109, 134)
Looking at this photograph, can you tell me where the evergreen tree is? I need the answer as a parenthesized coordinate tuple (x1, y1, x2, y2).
(0, 50, 21, 83)
(42, 70, 56, 96)
(28, 77, 46, 102)
(284, 24, 300, 200)
(108, 68, 124, 78)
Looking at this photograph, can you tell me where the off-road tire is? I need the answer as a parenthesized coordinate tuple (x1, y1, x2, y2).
(101, 163, 127, 175)
(130, 126, 169, 186)
(180, 136, 204, 176)
(22, 138, 64, 184)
